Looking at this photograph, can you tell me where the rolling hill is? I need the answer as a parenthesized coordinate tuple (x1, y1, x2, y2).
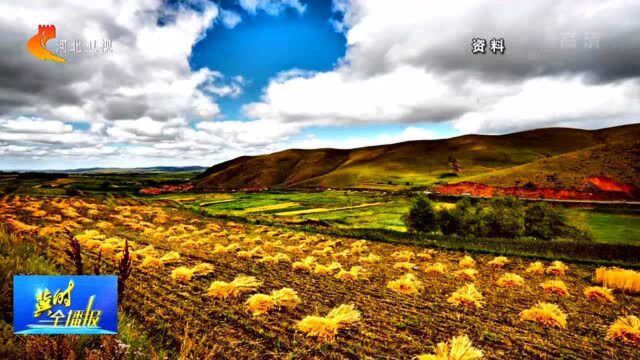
(195, 123, 640, 195)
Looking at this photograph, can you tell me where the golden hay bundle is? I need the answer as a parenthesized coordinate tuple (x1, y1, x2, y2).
(207, 275, 263, 299)
(359, 253, 382, 263)
(350, 240, 369, 254)
(139, 256, 163, 270)
(330, 249, 350, 258)
(459, 255, 476, 268)
(99, 242, 118, 256)
(160, 251, 181, 263)
(541, 280, 570, 296)
(95, 221, 114, 230)
(259, 252, 291, 264)
(447, 284, 484, 309)
(38, 225, 64, 238)
(334, 266, 368, 281)
(271, 287, 302, 308)
(191, 262, 215, 276)
(525, 261, 545, 275)
(416, 249, 436, 261)
(212, 243, 231, 254)
(245, 294, 274, 316)
(387, 273, 424, 295)
(454, 268, 478, 281)
(496, 273, 525, 287)
(519, 302, 567, 328)
(606, 315, 640, 346)
(296, 304, 360, 342)
(311, 246, 336, 256)
(393, 262, 417, 271)
(583, 286, 615, 303)
(424, 262, 447, 275)
(237, 246, 264, 259)
(313, 262, 342, 276)
(245, 287, 301, 316)
(595, 267, 640, 293)
(135, 245, 156, 257)
(170, 266, 194, 282)
(292, 256, 317, 272)
(487, 256, 509, 269)
(392, 250, 415, 262)
(75, 229, 104, 242)
(262, 240, 283, 252)
(115, 250, 140, 262)
(546, 261, 569, 276)
(416, 335, 483, 360)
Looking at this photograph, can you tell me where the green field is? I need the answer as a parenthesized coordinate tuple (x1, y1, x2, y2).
(177, 191, 640, 245)
(567, 208, 640, 245)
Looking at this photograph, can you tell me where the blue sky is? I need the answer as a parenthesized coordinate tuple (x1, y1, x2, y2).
(191, 0, 346, 120)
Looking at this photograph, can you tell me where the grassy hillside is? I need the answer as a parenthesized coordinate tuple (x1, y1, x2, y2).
(466, 140, 640, 192)
(195, 123, 640, 191)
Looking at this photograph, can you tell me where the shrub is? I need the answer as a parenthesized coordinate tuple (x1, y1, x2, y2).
(606, 315, 640, 346)
(416, 335, 483, 360)
(583, 286, 615, 303)
(404, 196, 439, 233)
(595, 267, 640, 293)
(296, 304, 361, 342)
(483, 197, 525, 238)
(519, 302, 567, 328)
(496, 273, 524, 287)
(387, 273, 423, 295)
(437, 206, 463, 236)
(541, 280, 570, 296)
(524, 203, 567, 240)
(447, 284, 484, 309)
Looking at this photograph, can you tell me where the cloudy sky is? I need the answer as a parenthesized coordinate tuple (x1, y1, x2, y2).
(1, 0, 639, 170)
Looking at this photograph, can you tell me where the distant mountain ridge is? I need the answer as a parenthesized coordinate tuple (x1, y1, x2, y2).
(9, 166, 208, 174)
(195, 123, 640, 194)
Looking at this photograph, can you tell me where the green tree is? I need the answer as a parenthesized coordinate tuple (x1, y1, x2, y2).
(404, 196, 439, 233)
(524, 202, 567, 240)
(483, 196, 525, 238)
